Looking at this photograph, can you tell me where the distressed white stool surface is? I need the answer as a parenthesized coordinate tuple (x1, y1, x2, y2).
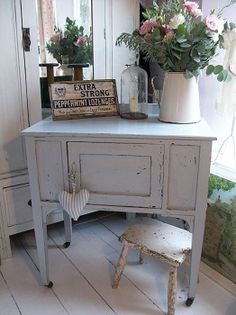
(113, 218, 193, 315)
(120, 218, 192, 266)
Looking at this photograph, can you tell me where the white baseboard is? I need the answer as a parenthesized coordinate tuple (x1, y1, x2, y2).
(200, 261, 236, 297)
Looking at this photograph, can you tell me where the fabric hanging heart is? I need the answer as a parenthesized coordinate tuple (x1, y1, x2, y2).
(58, 189, 90, 220)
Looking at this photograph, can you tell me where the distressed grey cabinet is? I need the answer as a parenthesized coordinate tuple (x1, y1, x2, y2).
(22, 115, 215, 302)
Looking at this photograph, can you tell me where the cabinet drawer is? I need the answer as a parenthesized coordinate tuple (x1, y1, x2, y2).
(68, 142, 164, 208)
(3, 184, 32, 227)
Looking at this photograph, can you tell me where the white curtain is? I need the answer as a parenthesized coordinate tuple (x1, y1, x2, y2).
(214, 30, 236, 168)
(216, 32, 236, 116)
(37, 0, 56, 64)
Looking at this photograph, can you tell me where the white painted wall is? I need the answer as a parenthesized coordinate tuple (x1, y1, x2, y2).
(93, 0, 139, 100)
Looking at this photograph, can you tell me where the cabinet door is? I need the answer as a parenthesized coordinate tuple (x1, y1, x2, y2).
(0, 0, 41, 175)
(0, 0, 28, 173)
(68, 142, 164, 208)
(167, 144, 200, 210)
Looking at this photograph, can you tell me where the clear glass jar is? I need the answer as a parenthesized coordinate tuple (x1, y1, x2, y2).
(120, 63, 148, 119)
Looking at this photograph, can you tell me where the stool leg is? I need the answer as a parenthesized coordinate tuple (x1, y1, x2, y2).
(168, 265, 177, 315)
(112, 244, 129, 289)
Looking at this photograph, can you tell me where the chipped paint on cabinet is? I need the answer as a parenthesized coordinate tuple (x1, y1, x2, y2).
(167, 145, 199, 210)
(36, 141, 64, 201)
(22, 116, 215, 300)
(68, 142, 164, 208)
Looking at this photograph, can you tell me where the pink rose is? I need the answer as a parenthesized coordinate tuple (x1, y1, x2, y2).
(144, 33, 152, 41)
(183, 1, 199, 11)
(50, 33, 61, 42)
(162, 24, 173, 34)
(139, 19, 157, 35)
(191, 8, 203, 17)
(205, 14, 224, 32)
(183, 1, 202, 17)
(74, 36, 87, 47)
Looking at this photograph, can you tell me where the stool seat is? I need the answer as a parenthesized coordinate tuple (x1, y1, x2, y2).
(120, 218, 192, 266)
(112, 218, 192, 315)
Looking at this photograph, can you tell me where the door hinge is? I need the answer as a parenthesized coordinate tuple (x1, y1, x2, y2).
(22, 28, 31, 51)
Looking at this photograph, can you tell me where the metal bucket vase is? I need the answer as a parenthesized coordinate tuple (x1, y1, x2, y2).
(159, 72, 201, 124)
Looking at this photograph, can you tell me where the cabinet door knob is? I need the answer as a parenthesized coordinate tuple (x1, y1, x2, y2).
(28, 199, 32, 207)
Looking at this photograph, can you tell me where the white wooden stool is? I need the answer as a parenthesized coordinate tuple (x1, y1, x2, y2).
(112, 218, 192, 315)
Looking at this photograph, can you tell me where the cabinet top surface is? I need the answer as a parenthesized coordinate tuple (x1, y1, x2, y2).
(22, 115, 216, 141)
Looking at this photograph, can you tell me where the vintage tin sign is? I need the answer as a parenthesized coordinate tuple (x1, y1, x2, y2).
(49, 79, 119, 120)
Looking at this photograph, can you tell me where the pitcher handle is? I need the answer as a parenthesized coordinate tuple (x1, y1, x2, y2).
(151, 75, 160, 103)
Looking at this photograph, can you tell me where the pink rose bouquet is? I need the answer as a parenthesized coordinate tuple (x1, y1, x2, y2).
(46, 17, 92, 65)
(116, 0, 236, 81)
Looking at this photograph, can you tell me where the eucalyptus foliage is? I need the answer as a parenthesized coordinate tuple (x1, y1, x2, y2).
(116, 0, 236, 80)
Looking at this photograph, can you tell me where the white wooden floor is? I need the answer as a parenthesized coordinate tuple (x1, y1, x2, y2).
(0, 212, 236, 315)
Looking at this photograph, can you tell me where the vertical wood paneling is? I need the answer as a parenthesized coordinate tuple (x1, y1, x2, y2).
(36, 141, 64, 201)
(167, 144, 200, 210)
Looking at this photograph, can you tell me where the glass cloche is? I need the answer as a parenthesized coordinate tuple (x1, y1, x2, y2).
(120, 63, 148, 119)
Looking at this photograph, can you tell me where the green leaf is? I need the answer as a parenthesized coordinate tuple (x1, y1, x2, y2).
(219, 34, 224, 44)
(206, 65, 215, 75)
(222, 69, 232, 82)
(166, 58, 175, 68)
(192, 69, 200, 77)
(177, 24, 186, 34)
(196, 45, 206, 53)
(171, 44, 185, 52)
(214, 65, 224, 74)
(171, 50, 181, 60)
(229, 22, 236, 30)
(176, 37, 187, 43)
(180, 42, 191, 48)
(217, 72, 224, 82)
(225, 72, 232, 82)
(192, 56, 201, 63)
(184, 70, 194, 79)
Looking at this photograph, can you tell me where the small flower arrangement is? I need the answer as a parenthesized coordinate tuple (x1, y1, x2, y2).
(46, 17, 92, 65)
(116, 0, 236, 81)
